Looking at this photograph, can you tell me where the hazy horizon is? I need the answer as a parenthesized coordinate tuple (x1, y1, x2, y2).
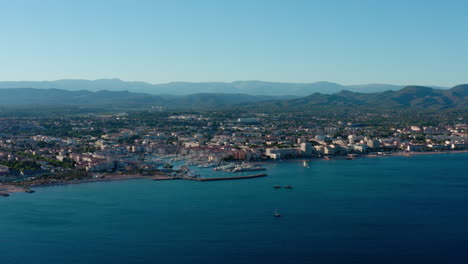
(0, 78, 458, 88)
(1, 0, 467, 87)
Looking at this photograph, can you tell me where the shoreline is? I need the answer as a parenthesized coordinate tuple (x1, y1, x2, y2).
(362, 149, 468, 158)
(1, 150, 467, 197)
(0, 173, 171, 197)
(0, 184, 27, 196)
(253, 149, 468, 164)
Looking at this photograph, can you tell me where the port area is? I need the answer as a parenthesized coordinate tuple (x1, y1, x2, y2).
(155, 173, 267, 182)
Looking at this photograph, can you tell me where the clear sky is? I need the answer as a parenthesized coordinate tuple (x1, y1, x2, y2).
(0, 0, 467, 86)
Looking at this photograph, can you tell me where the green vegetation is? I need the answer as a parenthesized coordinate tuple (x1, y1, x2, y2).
(17, 152, 74, 168)
(117, 135, 140, 144)
(0, 160, 40, 171)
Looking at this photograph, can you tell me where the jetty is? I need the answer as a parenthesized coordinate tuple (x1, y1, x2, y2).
(192, 173, 267, 181)
(155, 173, 268, 182)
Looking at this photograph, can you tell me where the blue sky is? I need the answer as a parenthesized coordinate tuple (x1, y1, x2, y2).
(0, 0, 467, 86)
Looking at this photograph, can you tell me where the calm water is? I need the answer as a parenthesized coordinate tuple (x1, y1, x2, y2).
(1, 153, 468, 264)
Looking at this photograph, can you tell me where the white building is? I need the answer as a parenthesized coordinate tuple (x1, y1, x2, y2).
(265, 148, 300, 159)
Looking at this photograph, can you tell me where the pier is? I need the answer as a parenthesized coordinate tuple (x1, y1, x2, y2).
(191, 173, 267, 181)
(155, 173, 268, 182)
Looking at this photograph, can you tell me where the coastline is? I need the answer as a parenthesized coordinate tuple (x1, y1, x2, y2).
(361, 149, 468, 158)
(1, 150, 467, 197)
(0, 184, 27, 196)
(254, 149, 468, 164)
(0, 173, 172, 197)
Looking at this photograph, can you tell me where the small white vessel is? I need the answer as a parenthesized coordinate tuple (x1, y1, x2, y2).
(274, 208, 281, 217)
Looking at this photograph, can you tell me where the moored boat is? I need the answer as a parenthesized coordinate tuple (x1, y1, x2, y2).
(232, 164, 266, 173)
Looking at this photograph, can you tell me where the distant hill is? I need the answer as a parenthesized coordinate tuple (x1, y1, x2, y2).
(0, 88, 282, 109)
(0, 88, 156, 106)
(345, 84, 404, 93)
(238, 85, 468, 111)
(0, 85, 465, 111)
(0, 79, 446, 96)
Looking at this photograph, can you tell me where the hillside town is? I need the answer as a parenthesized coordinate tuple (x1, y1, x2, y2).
(0, 111, 467, 189)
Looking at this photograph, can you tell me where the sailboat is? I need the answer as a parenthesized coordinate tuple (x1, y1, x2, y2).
(274, 208, 281, 217)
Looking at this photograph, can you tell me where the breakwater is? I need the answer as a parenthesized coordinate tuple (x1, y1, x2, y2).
(155, 173, 268, 182)
(192, 173, 267, 181)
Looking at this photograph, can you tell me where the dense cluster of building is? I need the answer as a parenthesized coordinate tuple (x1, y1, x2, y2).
(0, 113, 466, 182)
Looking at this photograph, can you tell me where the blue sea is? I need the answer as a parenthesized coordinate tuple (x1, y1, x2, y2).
(1, 153, 468, 264)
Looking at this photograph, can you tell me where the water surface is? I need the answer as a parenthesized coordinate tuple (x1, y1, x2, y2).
(1, 153, 467, 264)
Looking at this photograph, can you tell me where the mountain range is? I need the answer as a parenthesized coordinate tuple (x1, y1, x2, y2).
(0, 89, 282, 108)
(0, 79, 448, 96)
(240, 85, 467, 111)
(0, 85, 466, 111)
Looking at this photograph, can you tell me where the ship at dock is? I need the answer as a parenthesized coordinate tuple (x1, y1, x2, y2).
(213, 164, 236, 171)
(232, 163, 266, 173)
(213, 163, 266, 173)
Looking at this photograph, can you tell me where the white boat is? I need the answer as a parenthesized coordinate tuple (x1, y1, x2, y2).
(274, 208, 281, 217)
(213, 164, 235, 171)
(197, 163, 217, 168)
(231, 164, 266, 173)
(187, 171, 200, 178)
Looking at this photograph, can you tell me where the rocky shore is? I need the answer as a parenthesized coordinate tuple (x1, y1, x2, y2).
(0, 184, 29, 196)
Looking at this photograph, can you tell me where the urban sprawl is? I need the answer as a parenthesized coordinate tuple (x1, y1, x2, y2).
(0, 111, 466, 194)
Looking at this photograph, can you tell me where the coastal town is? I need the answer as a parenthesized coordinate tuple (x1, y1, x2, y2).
(0, 111, 466, 195)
